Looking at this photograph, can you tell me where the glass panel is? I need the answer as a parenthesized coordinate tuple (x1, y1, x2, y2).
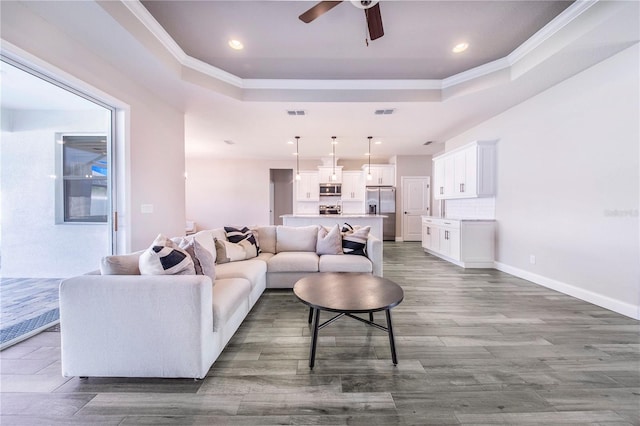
(62, 135, 108, 222)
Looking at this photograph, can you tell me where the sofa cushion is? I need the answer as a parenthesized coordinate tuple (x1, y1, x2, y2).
(139, 234, 195, 275)
(268, 252, 319, 273)
(319, 254, 373, 273)
(342, 225, 371, 256)
(215, 258, 267, 291)
(225, 226, 260, 256)
(211, 278, 251, 332)
(100, 251, 143, 275)
(276, 225, 318, 252)
(252, 226, 276, 254)
(316, 224, 343, 255)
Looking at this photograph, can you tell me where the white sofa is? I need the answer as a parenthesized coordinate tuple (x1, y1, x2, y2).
(59, 225, 382, 379)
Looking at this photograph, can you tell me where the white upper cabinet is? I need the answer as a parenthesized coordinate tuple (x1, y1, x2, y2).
(363, 164, 395, 186)
(341, 171, 365, 201)
(318, 166, 342, 183)
(295, 171, 320, 201)
(433, 140, 496, 200)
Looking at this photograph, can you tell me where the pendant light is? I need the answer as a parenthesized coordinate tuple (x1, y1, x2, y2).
(331, 136, 337, 182)
(367, 136, 373, 181)
(295, 136, 301, 181)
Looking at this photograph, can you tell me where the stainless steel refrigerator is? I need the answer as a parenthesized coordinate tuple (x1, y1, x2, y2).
(366, 186, 396, 241)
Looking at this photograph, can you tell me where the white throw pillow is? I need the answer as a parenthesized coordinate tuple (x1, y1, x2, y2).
(139, 234, 195, 275)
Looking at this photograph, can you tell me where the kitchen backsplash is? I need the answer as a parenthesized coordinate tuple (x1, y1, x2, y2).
(445, 197, 495, 219)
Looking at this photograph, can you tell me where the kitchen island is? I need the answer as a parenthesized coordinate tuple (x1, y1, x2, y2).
(281, 215, 386, 241)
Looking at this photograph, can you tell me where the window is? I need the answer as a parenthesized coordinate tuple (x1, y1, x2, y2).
(59, 135, 108, 223)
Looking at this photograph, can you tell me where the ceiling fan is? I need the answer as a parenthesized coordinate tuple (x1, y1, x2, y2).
(299, 0, 384, 41)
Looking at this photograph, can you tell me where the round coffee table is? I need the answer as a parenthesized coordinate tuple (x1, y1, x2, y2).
(293, 272, 404, 369)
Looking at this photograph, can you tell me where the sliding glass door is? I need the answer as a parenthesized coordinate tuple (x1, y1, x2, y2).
(0, 57, 116, 346)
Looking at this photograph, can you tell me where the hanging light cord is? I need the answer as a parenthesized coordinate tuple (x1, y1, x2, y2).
(332, 136, 337, 180)
(295, 136, 300, 180)
(368, 136, 372, 179)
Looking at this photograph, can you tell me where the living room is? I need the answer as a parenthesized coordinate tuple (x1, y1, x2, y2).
(1, 0, 638, 424)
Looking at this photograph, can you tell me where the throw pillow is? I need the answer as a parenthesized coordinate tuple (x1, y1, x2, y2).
(225, 226, 260, 257)
(214, 237, 253, 264)
(179, 238, 216, 282)
(342, 225, 370, 256)
(100, 251, 143, 275)
(139, 234, 195, 275)
(316, 224, 343, 255)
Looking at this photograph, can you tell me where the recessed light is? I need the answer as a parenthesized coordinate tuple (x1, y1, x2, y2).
(223, 140, 235, 145)
(287, 140, 294, 144)
(452, 42, 469, 53)
(228, 39, 244, 50)
(375, 140, 382, 145)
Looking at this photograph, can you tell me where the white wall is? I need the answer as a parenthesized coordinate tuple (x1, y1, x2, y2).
(445, 45, 640, 318)
(186, 158, 295, 230)
(1, 110, 110, 277)
(1, 1, 186, 253)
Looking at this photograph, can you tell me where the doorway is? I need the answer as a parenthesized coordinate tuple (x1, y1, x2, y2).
(269, 169, 293, 225)
(0, 57, 115, 348)
(401, 176, 431, 241)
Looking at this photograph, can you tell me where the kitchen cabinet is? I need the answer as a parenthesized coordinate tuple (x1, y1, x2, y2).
(363, 164, 395, 186)
(421, 217, 495, 268)
(318, 166, 342, 183)
(433, 140, 496, 200)
(341, 171, 365, 214)
(295, 171, 320, 201)
(341, 171, 365, 201)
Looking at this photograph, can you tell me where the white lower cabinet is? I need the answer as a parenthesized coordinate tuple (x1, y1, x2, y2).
(421, 217, 495, 268)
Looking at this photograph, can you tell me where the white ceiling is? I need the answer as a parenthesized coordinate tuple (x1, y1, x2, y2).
(2, 0, 638, 161)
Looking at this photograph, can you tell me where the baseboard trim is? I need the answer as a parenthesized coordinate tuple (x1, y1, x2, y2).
(494, 262, 640, 320)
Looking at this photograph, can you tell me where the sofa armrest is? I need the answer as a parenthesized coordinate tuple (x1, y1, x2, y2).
(366, 234, 383, 277)
(59, 274, 213, 378)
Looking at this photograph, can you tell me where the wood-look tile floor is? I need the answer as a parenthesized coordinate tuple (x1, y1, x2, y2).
(1, 242, 638, 425)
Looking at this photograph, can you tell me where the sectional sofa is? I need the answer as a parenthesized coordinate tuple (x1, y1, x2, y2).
(59, 225, 382, 379)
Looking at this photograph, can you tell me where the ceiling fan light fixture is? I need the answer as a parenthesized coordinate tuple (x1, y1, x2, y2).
(452, 42, 469, 53)
(228, 39, 244, 50)
(350, 0, 379, 10)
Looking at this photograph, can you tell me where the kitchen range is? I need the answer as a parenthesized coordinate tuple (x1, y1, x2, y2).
(319, 204, 341, 215)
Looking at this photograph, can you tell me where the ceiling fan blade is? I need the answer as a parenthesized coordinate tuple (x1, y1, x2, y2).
(299, 1, 343, 23)
(365, 3, 384, 40)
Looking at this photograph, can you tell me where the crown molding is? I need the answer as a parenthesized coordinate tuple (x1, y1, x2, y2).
(508, 0, 599, 66)
(122, 0, 597, 94)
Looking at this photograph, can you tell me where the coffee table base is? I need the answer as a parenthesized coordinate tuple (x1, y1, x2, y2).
(308, 307, 398, 369)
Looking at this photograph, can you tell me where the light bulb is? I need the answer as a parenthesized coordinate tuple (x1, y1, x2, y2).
(332, 173, 337, 180)
(367, 173, 373, 181)
(295, 173, 301, 181)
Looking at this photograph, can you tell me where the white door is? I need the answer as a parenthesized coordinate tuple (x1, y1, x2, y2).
(402, 176, 431, 241)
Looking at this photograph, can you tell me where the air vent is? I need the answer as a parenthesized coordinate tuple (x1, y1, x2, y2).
(423, 141, 434, 146)
(374, 109, 395, 115)
(287, 110, 306, 116)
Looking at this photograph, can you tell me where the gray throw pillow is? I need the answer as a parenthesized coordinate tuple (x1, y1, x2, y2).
(180, 238, 216, 282)
(316, 224, 344, 255)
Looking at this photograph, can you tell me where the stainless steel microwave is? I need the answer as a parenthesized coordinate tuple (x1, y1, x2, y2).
(319, 184, 341, 195)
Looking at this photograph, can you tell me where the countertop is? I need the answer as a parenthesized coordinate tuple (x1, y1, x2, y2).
(281, 214, 388, 218)
(421, 216, 496, 222)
